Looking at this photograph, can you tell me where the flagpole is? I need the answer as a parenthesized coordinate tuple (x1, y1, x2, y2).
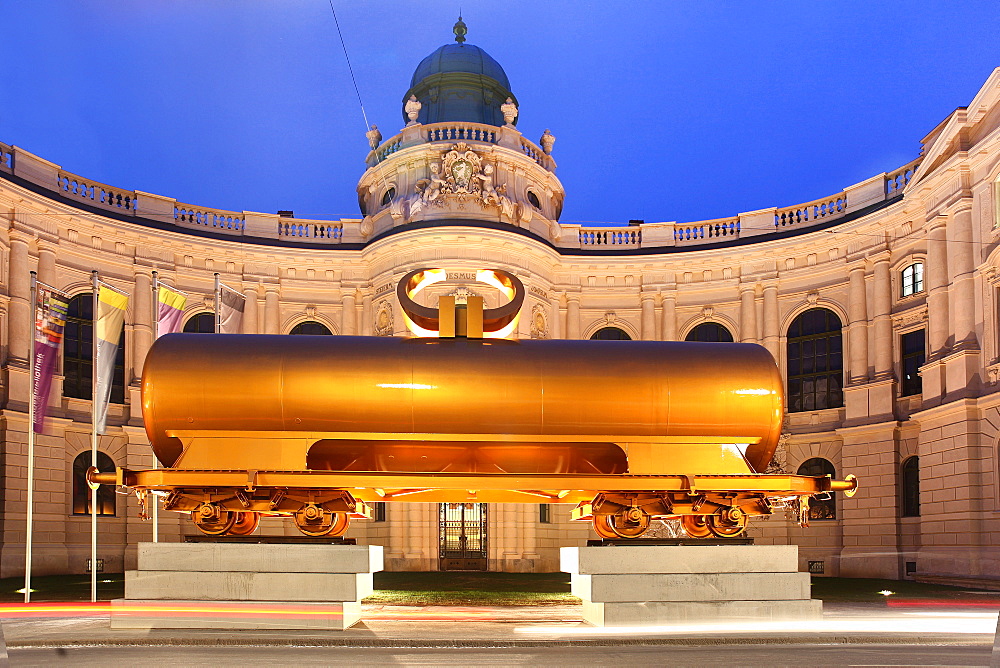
(214, 273, 221, 334)
(90, 270, 98, 603)
(150, 271, 159, 543)
(24, 271, 37, 604)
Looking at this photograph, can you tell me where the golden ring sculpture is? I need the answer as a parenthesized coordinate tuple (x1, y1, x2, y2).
(396, 268, 524, 337)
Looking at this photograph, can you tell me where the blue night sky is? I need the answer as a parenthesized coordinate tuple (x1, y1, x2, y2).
(1, 1, 998, 227)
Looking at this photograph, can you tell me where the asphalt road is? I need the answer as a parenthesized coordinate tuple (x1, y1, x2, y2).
(7, 643, 994, 667)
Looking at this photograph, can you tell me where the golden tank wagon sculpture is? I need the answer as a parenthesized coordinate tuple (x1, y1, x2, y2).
(89, 269, 858, 539)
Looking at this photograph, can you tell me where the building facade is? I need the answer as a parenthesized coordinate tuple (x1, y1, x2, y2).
(2, 27, 1000, 582)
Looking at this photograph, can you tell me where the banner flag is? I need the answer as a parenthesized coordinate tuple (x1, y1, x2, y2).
(94, 285, 128, 434)
(218, 283, 245, 334)
(32, 286, 69, 434)
(156, 285, 187, 337)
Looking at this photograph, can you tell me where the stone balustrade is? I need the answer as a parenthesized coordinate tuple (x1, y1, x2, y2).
(174, 203, 245, 232)
(0, 142, 13, 175)
(885, 157, 921, 196)
(366, 121, 553, 171)
(3, 145, 359, 245)
(774, 192, 847, 230)
(578, 227, 642, 247)
(58, 169, 138, 214)
(674, 217, 740, 244)
(1, 140, 921, 252)
(277, 219, 344, 240)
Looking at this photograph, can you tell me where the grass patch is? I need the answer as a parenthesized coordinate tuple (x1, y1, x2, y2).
(4, 571, 990, 607)
(0, 573, 125, 602)
(364, 571, 580, 606)
(811, 576, 997, 602)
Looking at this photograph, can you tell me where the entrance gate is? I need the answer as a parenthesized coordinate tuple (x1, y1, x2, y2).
(439, 503, 488, 571)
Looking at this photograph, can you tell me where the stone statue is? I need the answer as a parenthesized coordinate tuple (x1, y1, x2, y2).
(540, 129, 556, 155)
(477, 163, 500, 205)
(405, 95, 422, 126)
(500, 98, 518, 127)
(421, 162, 446, 203)
(366, 124, 382, 150)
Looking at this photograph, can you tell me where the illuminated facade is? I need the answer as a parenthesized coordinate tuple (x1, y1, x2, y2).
(1, 25, 1000, 583)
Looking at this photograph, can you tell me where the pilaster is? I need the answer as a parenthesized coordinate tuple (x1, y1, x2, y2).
(835, 421, 903, 579)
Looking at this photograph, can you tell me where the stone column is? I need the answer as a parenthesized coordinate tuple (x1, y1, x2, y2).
(131, 269, 153, 382)
(36, 241, 57, 287)
(341, 291, 357, 336)
(925, 216, 950, 357)
(871, 254, 893, 378)
(661, 292, 677, 341)
(762, 282, 780, 362)
(263, 286, 280, 334)
(947, 204, 977, 348)
(361, 294, 373, 336)
(521, 504, 538, 563)
(242, 286, 259, 334)
(739, 284, 757, 344)
(640, 294, 656, 340)
(549, 295, 562, 339)
(847, 264, 868, 383)
(8, 230, 32, 365)
(566, 295, 581, 339)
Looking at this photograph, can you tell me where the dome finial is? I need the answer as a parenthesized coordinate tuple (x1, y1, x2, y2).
(453, 15, 467, 43)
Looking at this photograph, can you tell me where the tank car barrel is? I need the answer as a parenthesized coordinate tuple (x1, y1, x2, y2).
(141, 334, 785, 473)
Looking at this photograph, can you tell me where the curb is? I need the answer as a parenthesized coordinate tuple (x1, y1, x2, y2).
(7, 634, 994, 649)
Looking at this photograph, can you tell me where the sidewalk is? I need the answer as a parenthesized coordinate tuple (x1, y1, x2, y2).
(2, 601, 997, 649)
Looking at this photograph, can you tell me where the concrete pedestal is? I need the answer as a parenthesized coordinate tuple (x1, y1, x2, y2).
(112, 542, 383, 630)
(561, 544, 820, 627)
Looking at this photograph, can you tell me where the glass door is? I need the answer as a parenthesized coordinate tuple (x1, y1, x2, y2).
(439, 503, 488, 571)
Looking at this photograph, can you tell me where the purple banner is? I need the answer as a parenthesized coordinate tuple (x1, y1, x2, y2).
(156, 285, 186, 337)
(32, 287, 69, 434)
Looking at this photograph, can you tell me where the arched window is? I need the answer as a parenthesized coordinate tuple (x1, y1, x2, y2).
(290, 321, 332, 336)
(72, 451, 116, 516)
(381, 187, 395, 207)
(590, 327, 631, 340)
(685, 322, 734, 342)
(183, 312, 215, 333)
(901, 456, 920, 517)
(64, 295, 125, 403)
(786, 308, 843, 412)
(901, 262, 924, 298)
(797, 457, 837, 520)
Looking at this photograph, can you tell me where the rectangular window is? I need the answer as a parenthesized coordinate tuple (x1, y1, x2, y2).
(900, 329, 925, 397)
(539, 504, 551, 524)
(373, 501, 386, 522)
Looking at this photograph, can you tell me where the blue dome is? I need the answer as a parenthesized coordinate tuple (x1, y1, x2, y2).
(410, 43, 511, 91)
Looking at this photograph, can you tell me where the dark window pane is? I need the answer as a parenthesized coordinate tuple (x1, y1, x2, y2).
(591, 327, 631, 340)
(290, 321, 332, 335)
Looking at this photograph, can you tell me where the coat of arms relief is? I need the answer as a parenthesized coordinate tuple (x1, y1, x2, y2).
(410, 143, 517, 220)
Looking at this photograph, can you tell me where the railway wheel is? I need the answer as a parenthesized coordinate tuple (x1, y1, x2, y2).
(228, 511, 260, 536)
(593, 515, 618, 539)
(681, 515, 712, 538)
(594, 508, 651, 538)
(191, 503, 237, 535)
(294, 505, 351, 537)
(707, 507, 748, 538)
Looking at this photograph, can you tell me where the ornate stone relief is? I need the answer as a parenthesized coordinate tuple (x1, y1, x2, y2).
(410, 143, 515, 220)
(891, 305, 928, 330)
(374, 300, 394, 336)
(529, 303, 548, 339)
